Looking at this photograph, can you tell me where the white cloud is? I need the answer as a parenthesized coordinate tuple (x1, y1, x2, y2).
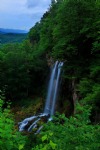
(0, 0, 51, 30)
(0, 0, 25, 14)
(27, 0, 51, 8)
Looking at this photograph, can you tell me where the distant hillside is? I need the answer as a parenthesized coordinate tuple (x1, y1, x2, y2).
(0, 28, 28, 34)
(0, 28, 28, 44)
(0, 33, 27, 44)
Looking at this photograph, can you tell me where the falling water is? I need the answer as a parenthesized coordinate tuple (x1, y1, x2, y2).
(44, 61, 63, 117)
(44, 61, 58, 115)
(19, 61, 63, 132)
(50, 62, 63, 116)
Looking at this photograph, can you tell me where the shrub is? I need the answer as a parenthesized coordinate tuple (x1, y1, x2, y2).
(32, 104, 100, 150)
(0, 99, 26, 150)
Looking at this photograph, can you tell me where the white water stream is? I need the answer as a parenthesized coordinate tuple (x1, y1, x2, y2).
(19, 61, 63, 132)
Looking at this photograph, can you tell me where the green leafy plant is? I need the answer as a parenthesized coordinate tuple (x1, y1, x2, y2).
(0, 99, 26, 150)
(32, 104, 100, 150)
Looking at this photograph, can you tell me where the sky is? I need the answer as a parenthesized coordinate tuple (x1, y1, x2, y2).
(0, 0, 51, 31)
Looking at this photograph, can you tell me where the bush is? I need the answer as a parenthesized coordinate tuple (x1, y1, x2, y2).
(0, 99, 26, 150)
(32, 104, 100, 150)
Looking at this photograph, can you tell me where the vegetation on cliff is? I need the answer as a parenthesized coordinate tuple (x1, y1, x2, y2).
(0, 0, 100, 149)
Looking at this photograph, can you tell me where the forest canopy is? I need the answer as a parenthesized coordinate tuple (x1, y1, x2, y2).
(0, 0, 99, 116)
(0, 0, 100, 149)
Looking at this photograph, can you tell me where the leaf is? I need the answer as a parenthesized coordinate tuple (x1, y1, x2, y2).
(41, 146, 47, 150)
(42, 134, 47, 142)
(49, 132, 53, 136)
(19, 144, 24, 150)
(50, 140, 57, 150)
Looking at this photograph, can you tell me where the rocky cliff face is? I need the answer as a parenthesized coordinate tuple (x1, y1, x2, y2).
(46, 54, 54, 67)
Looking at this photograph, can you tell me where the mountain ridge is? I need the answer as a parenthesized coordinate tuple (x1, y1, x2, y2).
(0, 28, 28, 34)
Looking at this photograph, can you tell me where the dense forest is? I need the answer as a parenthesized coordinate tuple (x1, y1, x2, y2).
(0, 0, 100, 149)
(0, 28, 27, 44)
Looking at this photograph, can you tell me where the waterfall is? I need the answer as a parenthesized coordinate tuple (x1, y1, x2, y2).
(44, 61, 58, 115)
(19, 61, 63, 132)
(44, 61, 63, 117)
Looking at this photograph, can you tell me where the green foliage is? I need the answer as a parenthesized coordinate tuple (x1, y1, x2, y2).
(0, 1, 99, 150)
(0, 3, 100, 150)
(0, 43, 30, 99)
(29, 23, 40, 44)
(0, 40, 49, 100)
(81, 84, 100, 109)
(32, 105, 100, 150)
(78, 78, 93, 97)
(0, 102, 98, 150)
(27, 0, 100, 90)
(0, 99, 26, 150)
(0, 0, 99, 104)
(0, 33, 27, 44)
